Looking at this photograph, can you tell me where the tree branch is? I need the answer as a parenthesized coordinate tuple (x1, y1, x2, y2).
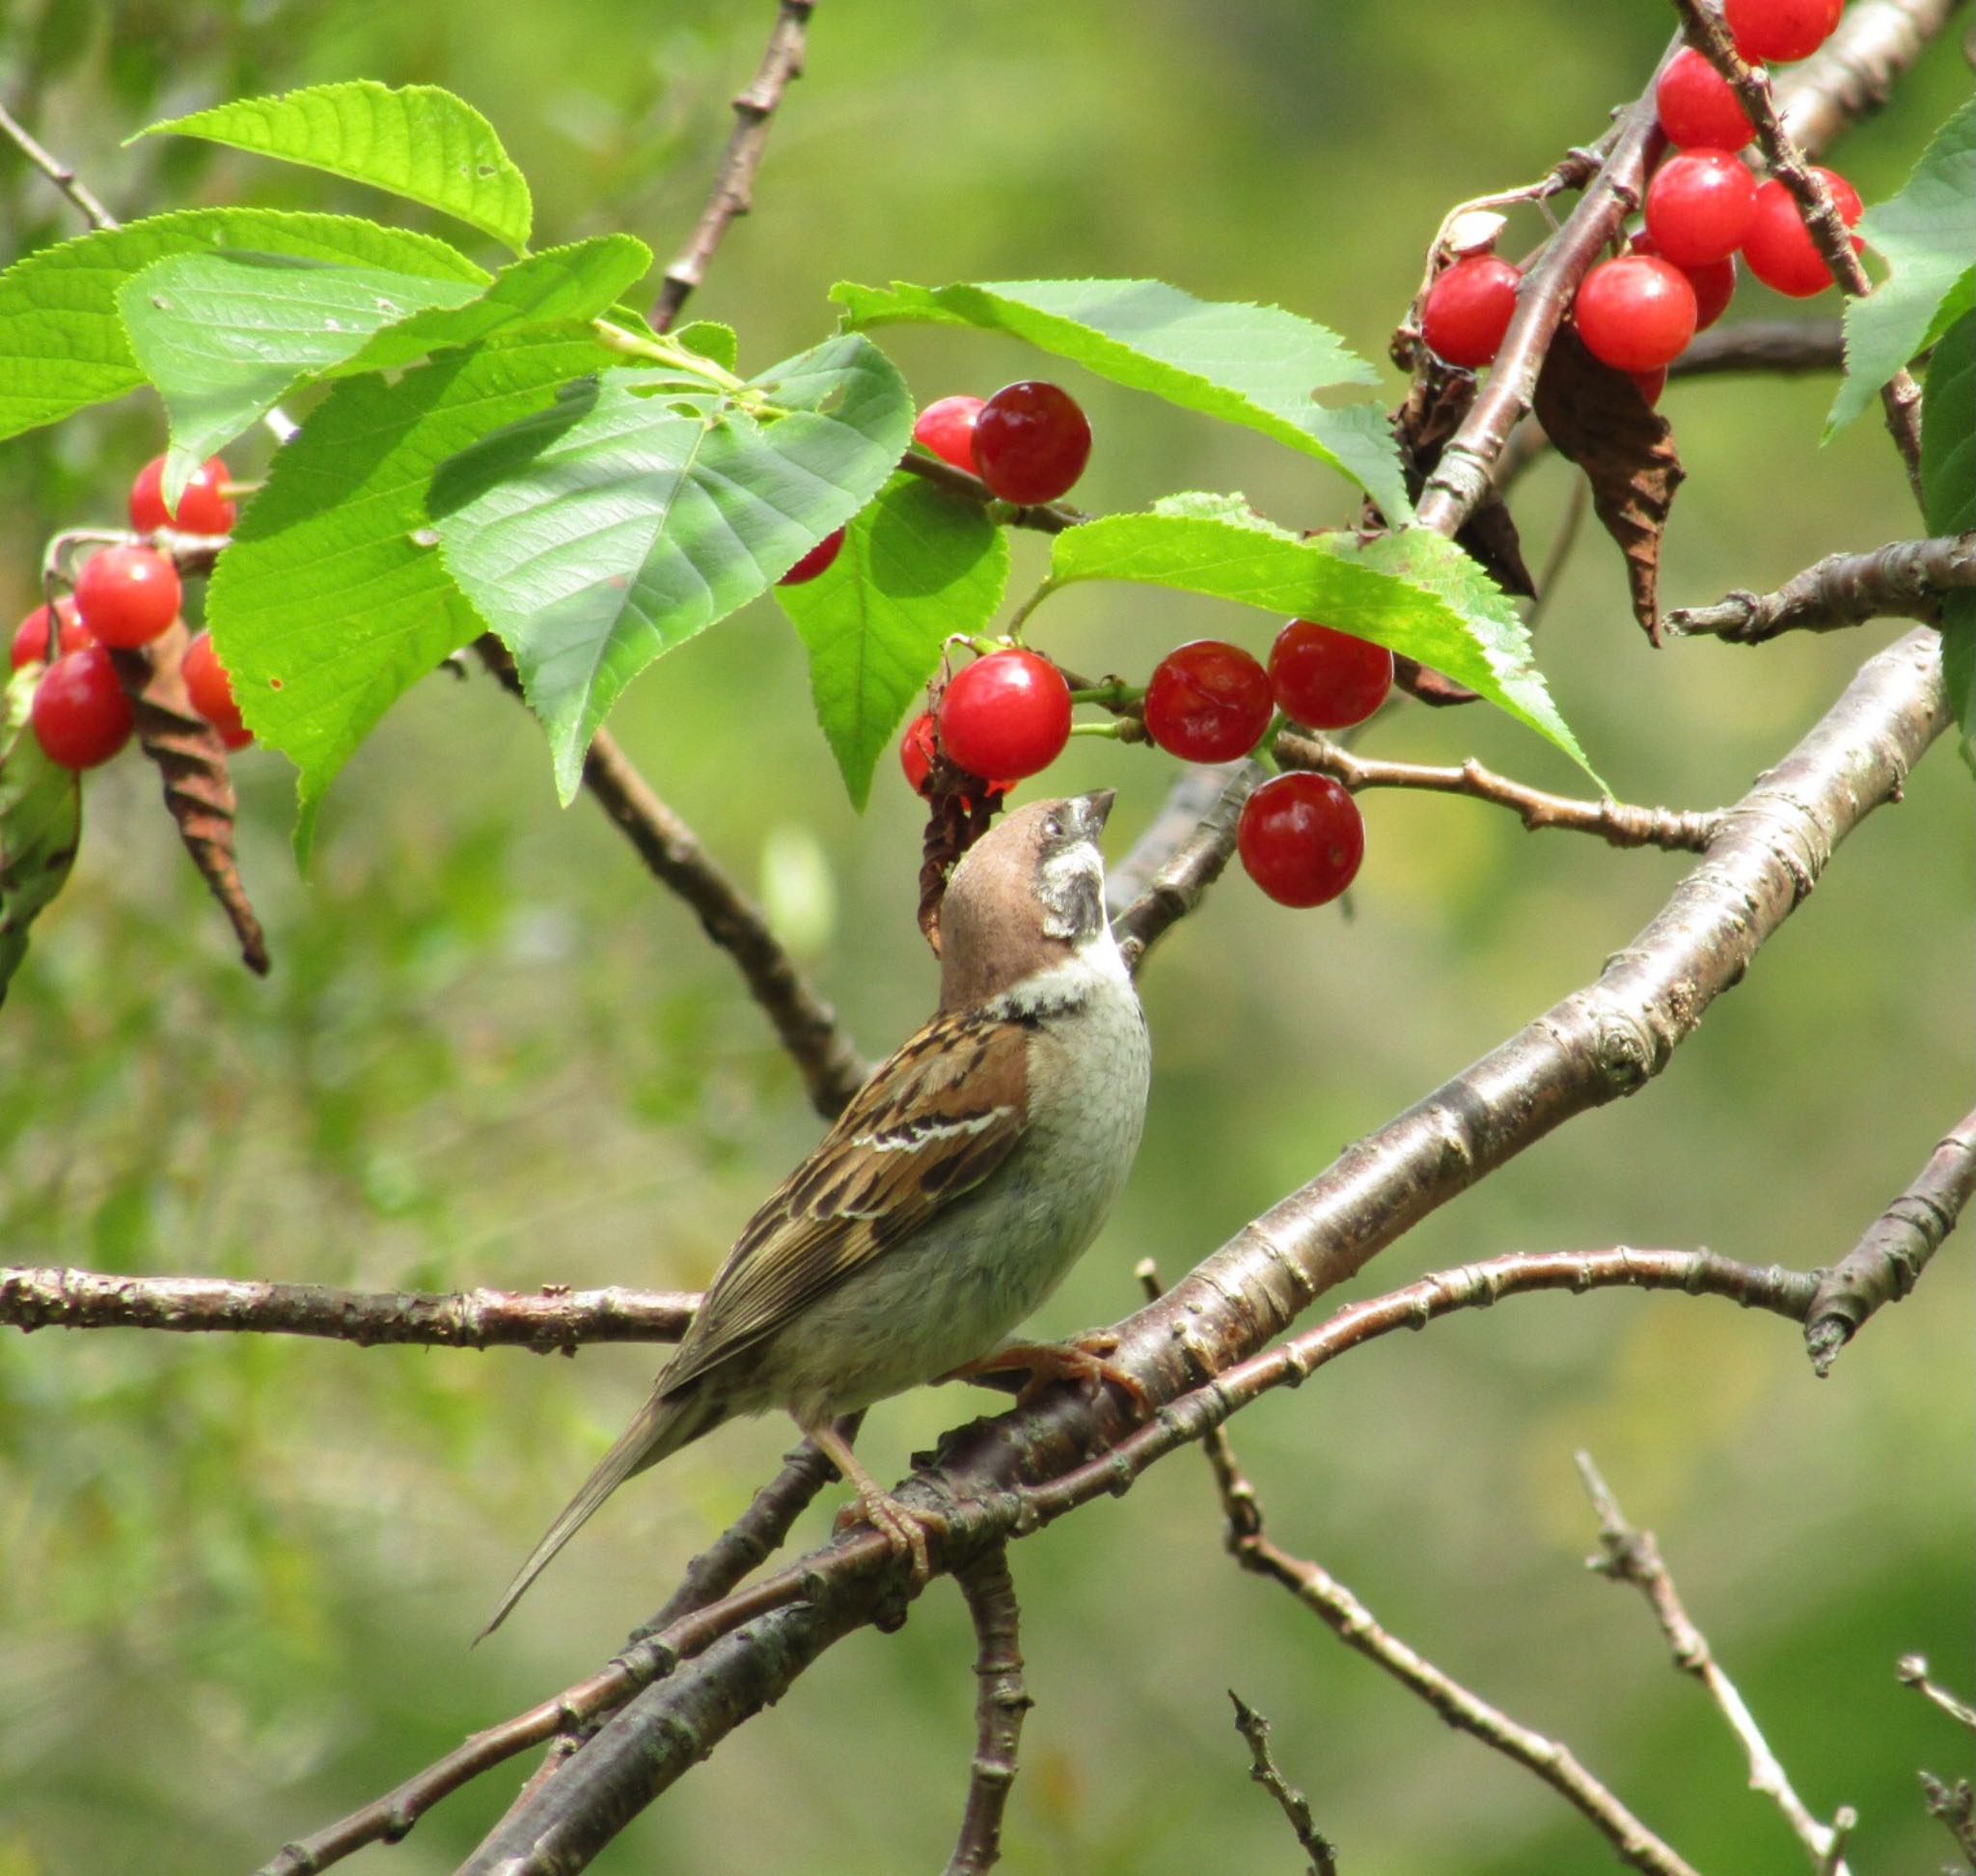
(1227, 1694, 1337, 1876)
(1898, 1654, 1976, 1730)
(894, 449, 1088, 534)
(1770, 0, 1964, 160)
(1670, 318, 1846, 377)
(1274, 729, 1723, 851)
(0, 1264, 696, 1349)
(0, 97, 117, 231)
(1670, 534, 1976, 643)
(945, 1547, 1032, 1876)
(1805, 1105, 1976, 1373)
(1109, 762, 1261, 972)
(1578, 1455, 1857, 1875)
(650, 0, 815, 331)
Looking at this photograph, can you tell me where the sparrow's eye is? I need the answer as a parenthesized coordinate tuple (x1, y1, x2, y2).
(1043, 814, 1063, 840)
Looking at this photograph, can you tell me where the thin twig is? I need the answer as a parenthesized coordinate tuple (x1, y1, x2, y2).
(0, 97, 118, 230)
(1667, 0, 1926, 499)
(1136, 1259, 1261, 1543)
(945, 1547, 1032, 1876)
(1804, 1106, 1976, 1373)
(1109, 762, 1260, 972)
(0, 1264, 697, 1349)
(1918, 1773, 1976, 1868)
(1227, 1694, 1337, 1876)
(1526, 471, 1590, 634)
(476, 638, 868, 1118)
(1578, 1454, 1855, 1875)
(1671, 534, 1976, 643)
(651, 0, 815, 331)
(1275, 729, 1723, 851)
(1898, 1656, 1976, 1731)
(1671, 319, 1846, 377)
(895, 450, 1086, 534)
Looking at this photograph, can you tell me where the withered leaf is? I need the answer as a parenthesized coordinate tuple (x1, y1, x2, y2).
(917, 758, 1002, 957)
(0, 664, 81, 1006)
(1533, 328, 1686, 643)
(110, 628, 269, 975)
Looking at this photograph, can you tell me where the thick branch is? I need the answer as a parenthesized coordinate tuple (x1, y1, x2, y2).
(1275, 729, 1723, 851)
(1771, 0, 1964, 159)
(0, 1265, 696, 1350)
(946, 1548, 1032, 1876)
(1670, 534, 1976, 643)
(651, 0, 814, 331)
(1578, 1455, 1856, 1875)
(1671, 319, 1846, 377)
(1804, 1107, 1976, 1373)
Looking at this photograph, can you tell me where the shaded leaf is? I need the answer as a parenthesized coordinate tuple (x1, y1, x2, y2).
(0, 664, 81, 1007)
(136, 82, 533, 254)
(776, 472, 1010, 809)
(834, 276, 1411, 521)
(1534, 327, 1685, 643)
(1920, 309, 1975, 772)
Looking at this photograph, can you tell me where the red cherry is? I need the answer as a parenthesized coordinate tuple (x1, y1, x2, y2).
(1268, 620, 1393, 730)
(1237, 772, 1365, 908)
(1573, 256, 1698, 372)
(1644, 149, 1757, 266)
(72, 544, 181, 648)
(1142, 640, 1274, 764)
(937, 649, 1072, 781)
(1631, 368, 1668, 407)
(1655, 46, 1756, 152)
(182, 629, 248, 743)
(30, 645, 134, 770)
(1743, 170, 1863, 297)
(129, 454, 236, 536)
(779, 527, 844, 587)
(1724, 0, 1842, 63)
(972, 382, 1091, 505)
(10, 597, 90, 670)
(899, 708, 1008, 801)
(1630, 233, 1738, 331)
(1420, 256, 1522, 369)
(914, 396, 984, 475)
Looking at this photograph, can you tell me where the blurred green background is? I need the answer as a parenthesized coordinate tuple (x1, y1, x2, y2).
(1, 2, 1969, 1871)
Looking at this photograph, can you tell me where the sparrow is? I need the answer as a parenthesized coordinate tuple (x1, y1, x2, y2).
(482, 789, 1150, 1636)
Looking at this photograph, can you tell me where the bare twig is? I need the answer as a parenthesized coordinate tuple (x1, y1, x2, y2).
(1578, 1454, 1855, 1875)
(0, 1264, 697, 1349)
(1804, 1106, 1976, 1373)
(1227, 1694, 1337, 1876)
(946, 1547, 1032, 1876)
(1898, 1655, 1976, 1730)
(1276, 729, 1723, 851)
(476, 638, 868, 1118)
(1671, 319, 1846, 377)
(896, 450, 1086, 534)
(0, 97, 117, 230)
(1918, 1772, 1976, 1867)
(1110, 762, 1261, 972)
(651, 0, 815, 331)
(1671, 534, 1976, 643)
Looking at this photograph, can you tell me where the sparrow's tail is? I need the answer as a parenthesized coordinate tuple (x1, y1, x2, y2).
(478, 1383, 719, 1642)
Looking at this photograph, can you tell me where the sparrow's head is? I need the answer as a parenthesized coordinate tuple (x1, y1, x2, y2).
(938, 791, 1117, 1009)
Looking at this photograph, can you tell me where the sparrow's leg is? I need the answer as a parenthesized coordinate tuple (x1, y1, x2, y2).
(805, 1419, 947, 1583)
(941, 1332, 1151, 1418)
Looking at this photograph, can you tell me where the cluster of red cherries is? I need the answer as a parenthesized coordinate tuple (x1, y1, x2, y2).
(880, 384, 1385, 909)
(1419, 0, 1859, 393)
(11, 454, 249, 769)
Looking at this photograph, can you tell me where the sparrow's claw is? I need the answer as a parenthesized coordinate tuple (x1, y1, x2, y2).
(834, 1487, 947, 1583)
(945, 1333, 1152, 1419)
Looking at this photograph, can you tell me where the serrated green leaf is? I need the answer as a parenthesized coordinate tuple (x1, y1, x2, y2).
(776, 473, 1009, 809)
(0, 207, 486, 443)
(0, 664, 81, 1007)
(137, 82, 533, 254)
(834, 276, 1410, 522)
(430, 330, 914, 803)
(1921, 310, 1975, 774)
(205, 325, 621, 863)
(1048, 509, 1593, 780)
(672, 319, 739, 373)
(1828, 99, 1975, 439)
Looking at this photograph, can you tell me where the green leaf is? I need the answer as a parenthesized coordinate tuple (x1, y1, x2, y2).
(0, 207, 486, 443)
(431, 330, 914, 803)
(1048, 506, 1594, 779)
(776, 473, 1009, 808)
(1920, 309, 1975, 772)
(833, 277, 1410, 522)
(136, 82, 533, 255)
(672, 319, 739, 373)
(1828, 99, 1976, 438)
(0, 664, 82, 1007)
(205, 325, 621, 862)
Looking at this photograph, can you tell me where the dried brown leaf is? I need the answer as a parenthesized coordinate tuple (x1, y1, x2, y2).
(109, 628, 268, 975)
(916, 760, 1002, 957)
(1533, 328, 1686, 643)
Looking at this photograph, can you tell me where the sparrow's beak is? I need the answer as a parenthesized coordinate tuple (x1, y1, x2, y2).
(1078, 788, 1115, 837)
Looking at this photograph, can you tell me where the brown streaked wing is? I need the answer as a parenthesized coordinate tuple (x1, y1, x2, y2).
(655, 1008, 1030, 1395)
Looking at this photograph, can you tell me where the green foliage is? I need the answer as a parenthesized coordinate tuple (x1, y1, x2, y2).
(205, 325, 622, 861)
(0, 664, 80, 1006)
(1828, 98, 1975, 439)
(431, 331, 914, 803)
(834, 276, 1412, 522)
(1919, 308, 1974, 768)
(0, 208, 487, 443)
(776, 473, 1010, 808)
(1046, 496, 1593, 778)
(135, 81, 535, 255)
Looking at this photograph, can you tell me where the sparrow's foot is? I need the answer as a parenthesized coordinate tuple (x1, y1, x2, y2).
(805, 1419, 945, 1583)
(944, 1333, 1151, 1418)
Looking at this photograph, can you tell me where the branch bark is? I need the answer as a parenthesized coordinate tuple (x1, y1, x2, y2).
(945, 1548, 1032, 1876)
(1670, 533, 1976, 643)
